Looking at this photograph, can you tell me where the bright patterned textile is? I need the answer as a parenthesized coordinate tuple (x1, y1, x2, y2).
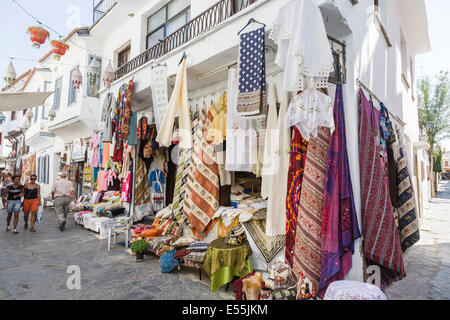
(120, 80, 134, 142)
(134, 157, 150, 208)
(319, 85, 361, 297)
(185, 106, 220, 233)
(393, 126, 420, 252)
(293, 126, 330, 295)
(237, 27, 267, 116)
(172, 116, 199, 225)
(285, 127, 308, 267)
(358, 90, 406, 290)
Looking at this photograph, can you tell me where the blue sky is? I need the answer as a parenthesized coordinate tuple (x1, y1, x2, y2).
(0, 0, 92, 77)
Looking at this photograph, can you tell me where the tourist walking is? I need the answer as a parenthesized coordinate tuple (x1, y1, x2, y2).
(52, 171, 75, 232)
(2, 175, 24, 234)
(1, 172, 13, 209)
(23, 174, 41, 232)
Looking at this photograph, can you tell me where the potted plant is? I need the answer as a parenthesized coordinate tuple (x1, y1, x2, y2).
(131, 239, 147, 262)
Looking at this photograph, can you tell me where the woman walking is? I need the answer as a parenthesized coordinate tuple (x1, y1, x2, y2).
(1, 172, 13, 209)
(23, 174, 41, 232)
(2, 175, 24, 234)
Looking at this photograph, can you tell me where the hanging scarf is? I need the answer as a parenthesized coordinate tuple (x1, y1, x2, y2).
(293, 126, 331, 296)
(285, 127, 308, 267)
(237, 27, 267, 116)
(319, 85, 361, 297)
(120, 79, 134, 141)
(358, 89, 406, 290)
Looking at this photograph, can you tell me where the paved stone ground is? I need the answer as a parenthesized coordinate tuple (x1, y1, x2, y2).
(0, 207, 235, 300)
(385, 180, 450, 300)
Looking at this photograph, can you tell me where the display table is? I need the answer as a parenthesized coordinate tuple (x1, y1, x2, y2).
(202, 238, 253, 292)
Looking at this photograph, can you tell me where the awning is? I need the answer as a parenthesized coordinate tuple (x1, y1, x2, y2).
(0, 92, 54, 111)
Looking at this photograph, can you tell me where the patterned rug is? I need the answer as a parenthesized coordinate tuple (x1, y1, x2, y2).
(243, 219, 285, 263)
(186, 106, 220, 233)
(293, 126, 330, 295)
(134, 157, 150, 207)
(395, 126, 420, 253)
(358, 89, 406, 290)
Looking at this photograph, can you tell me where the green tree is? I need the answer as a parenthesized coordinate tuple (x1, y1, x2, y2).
(418, 71, 450, 196)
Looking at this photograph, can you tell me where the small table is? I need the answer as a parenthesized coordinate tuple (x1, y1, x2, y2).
(202, 238, 253, 292)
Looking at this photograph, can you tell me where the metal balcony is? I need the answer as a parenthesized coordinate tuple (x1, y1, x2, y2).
(114, 0, 258, 80)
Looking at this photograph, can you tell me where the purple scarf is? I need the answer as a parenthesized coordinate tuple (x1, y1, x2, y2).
(319, 85, 361, 297)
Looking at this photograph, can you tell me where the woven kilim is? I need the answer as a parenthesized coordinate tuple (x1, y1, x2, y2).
(358, 90, 406, 290)
(293, 126, 330, 295)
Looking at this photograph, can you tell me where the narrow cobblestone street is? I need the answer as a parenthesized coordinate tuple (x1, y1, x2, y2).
(1, 182, 450, 300)
(0, 207, 234, 300)
(386, 180, 450, 300)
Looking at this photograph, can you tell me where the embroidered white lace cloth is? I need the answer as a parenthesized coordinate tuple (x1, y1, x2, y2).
(269, 0, 334, 92)
(286, 89, 334, 141)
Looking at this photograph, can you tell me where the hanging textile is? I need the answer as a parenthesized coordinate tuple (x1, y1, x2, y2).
(89, 132, 101, 168)
(285, 127, 308, 267)
(185, 105, 220, 233)
(358, 89, 406, 290)
(134, 157, 151, 207)
(150, 64, 169, 133)
(127, 111, 138, 146)
(261, 82, 279, 200)
(120, 80, 134, 142)
(393, 125, 420, 253)
(293, 126, 331, 296)
(380, 102, 399, 207)
(101, 92, 115, 143)
(172, 115, 199, 225)
(265, 90, 290, 237)
(156, 58, 192, 149)
(319, 85, 361, 297)
(237, 27, 267, 116)
(269, 0, 334, 92)
(225, 68, 256, 172)
(149, 169, 166, 213)
(286, 89, 334, 141)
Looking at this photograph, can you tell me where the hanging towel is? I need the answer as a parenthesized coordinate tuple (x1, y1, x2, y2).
(358, 89, 406, 290)
(293, 126, 331, 296)
(319, 85, 361, 297)
(269, 0, 334, 92)
(156, 58, 192, 149)
(265, 91, 291, 237)
(237, 27, 267, 116)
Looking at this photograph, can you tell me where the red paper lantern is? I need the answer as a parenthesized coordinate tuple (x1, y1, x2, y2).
(50, 40, 69, 60)
(27, 26, 49, 48)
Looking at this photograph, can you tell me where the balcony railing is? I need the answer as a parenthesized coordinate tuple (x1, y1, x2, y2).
(93, 0, 116, 24)
(114, 0, 258, 80)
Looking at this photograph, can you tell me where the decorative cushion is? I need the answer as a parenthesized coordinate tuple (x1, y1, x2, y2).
(323, 281, 387, 300)
(187, 241, 210, 252)
(172, 236, 198, 248)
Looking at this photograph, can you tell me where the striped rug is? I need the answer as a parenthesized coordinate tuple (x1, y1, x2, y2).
(293, 126, 330, 295)
(358, 90, 406, 290)
(395, 126, 420, 253)
(186, 106, 220, 233)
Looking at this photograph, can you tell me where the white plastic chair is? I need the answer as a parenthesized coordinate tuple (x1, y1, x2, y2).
(108, 216, 133, 251)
